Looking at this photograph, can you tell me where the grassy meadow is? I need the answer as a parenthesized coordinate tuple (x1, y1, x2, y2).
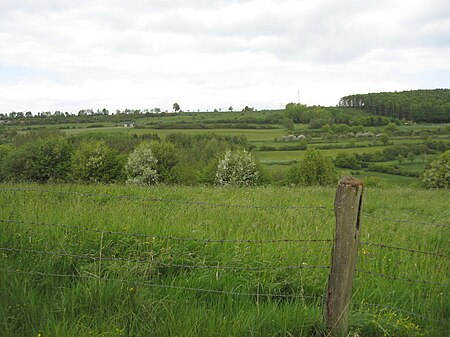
(0, 183, 448, 336)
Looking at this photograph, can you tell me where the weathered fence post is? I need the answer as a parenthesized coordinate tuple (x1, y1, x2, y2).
(325, 176, 364, 337)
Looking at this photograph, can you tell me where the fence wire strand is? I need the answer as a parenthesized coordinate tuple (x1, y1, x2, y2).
(1, 268, 323, 300)
(1, 268, 444, 326)
(360, 242, 449, 258)
(2, 219, 447, 259)
(355, 269, 450, 287)
(364, 213, 449, 228)
(0, 219, 333, 244)
(0, 247, 330, 271)
(0, 187, 329, 210)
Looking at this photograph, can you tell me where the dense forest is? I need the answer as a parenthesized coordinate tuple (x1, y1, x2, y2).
(339, 89, 450, 122)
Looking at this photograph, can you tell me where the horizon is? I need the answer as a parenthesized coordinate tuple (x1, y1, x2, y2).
(1, 87, 448, 116)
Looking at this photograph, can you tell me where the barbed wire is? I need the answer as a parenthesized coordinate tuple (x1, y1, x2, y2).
(0, 187, 329, 210)
(360, 242, 449, 258)
(0, 247, 330, 271)
(364, 214, 449, 228)
(1, 268, 323, 300)
(2, 219, 447, 259)
(0, 219, 333, 244)
(2, 242, 447, 286)
(355, 269, 450, 287)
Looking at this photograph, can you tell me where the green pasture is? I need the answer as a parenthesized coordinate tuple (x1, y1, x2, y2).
(136, 110, 283, 123)
(0, 183, 448, 337)
(62, 126, 287, 142)
(350, 171, 420, 187)
(255, 146, 386, 163)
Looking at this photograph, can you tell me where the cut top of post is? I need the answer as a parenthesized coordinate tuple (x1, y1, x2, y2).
(337, 176, 363, 190)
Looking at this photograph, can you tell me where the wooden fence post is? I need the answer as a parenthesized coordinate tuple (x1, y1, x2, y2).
(325, 176, 364, 337)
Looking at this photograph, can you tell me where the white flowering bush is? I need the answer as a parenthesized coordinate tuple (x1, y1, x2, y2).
(215, 149, 260, 187)
(71, 140, 123, 183)
(422, 150, 450, 189)
(126, 143, 158, 186)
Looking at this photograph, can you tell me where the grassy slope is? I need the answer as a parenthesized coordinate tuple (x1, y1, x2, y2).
(0, 183, 448, 337)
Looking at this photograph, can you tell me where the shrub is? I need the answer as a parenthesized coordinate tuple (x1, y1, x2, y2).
(287, 149, 337, 186)
(422, 150, 450, 189)
(385, 122, 398, 134)
(308, 118, 327, 129)
(215, 149, 260, 187)
(2, 137, 72, 183)
(149, 141, 179, 184)
(31, 136, 73, 182)
(335, 152, 361, 170)
(72, 140, 124, 183)
(0, 144, 13, 181)
(125, 142, 158, 186)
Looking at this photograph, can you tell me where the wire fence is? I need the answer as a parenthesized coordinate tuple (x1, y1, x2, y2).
(1, 186, 449, 327)
(0, 219, 332, 244)
(1, 217, 449, 287)
(359, 242, 449, 258)
(1, 267, 447, 324)
(0, 268, 321, 300)
(0, 247, 330, 271)
(1, 219, 447, 259)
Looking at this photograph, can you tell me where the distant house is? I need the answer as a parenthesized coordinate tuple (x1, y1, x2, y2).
(123, 121, 135, 128)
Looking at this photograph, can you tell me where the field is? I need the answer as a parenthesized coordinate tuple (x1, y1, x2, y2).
(0, 183, 448, 336)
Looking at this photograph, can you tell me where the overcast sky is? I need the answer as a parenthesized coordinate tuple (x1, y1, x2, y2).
(0, 0, 449, 114)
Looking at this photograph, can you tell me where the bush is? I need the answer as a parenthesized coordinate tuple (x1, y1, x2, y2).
(149, 141, 179, 184)
(422, 150, 450, 188)
(334, 152, 361, 169)
(0, 144, 13, 181)
(31, 136, 73, 182)
(287, 149, 337, 186)
(125, 143, 158, 186)
(308, 118, 327, 129)
(215, 149, 260, 187)
(72, 140, 124, 183)
(2, 136, 72, 183)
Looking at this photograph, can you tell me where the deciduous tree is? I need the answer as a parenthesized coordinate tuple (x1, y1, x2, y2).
(287, 149, 337, 186)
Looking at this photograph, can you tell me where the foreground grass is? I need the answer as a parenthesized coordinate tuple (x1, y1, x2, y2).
(0, 183, 448, 336)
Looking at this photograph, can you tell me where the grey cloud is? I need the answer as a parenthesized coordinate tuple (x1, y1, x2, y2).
(0, 0, 448, 112)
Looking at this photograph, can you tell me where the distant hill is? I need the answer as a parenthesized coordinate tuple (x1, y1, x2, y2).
(339, 89, 449, 123)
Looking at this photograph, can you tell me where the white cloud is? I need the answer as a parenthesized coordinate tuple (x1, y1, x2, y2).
(0, 0, 449, 113)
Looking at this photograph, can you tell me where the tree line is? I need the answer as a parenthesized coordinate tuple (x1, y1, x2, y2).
(339, 89, 450, 122)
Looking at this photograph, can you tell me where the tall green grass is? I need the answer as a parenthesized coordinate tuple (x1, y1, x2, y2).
(0, 183, 448, 336)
